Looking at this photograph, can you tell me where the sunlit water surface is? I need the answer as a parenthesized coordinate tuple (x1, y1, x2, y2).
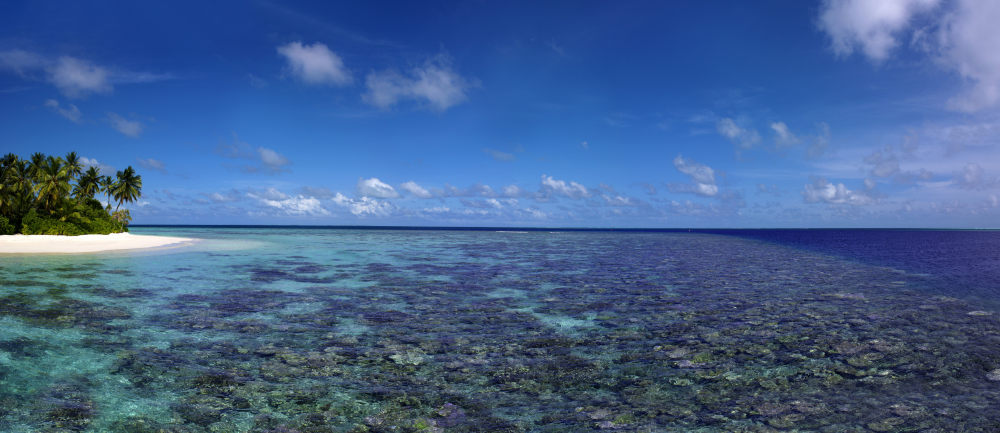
(1, 228, 999, 432)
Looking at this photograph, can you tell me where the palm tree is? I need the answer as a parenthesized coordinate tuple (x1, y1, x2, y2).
(100, 175, 114, 210)
(64, 151, 83, 179)
(74, 166, 101, 200)
(33, 157, 72, 212)
(10, 158, 34, 213)
(28, 152, 46, 182)
(0, 153, 16, 216)
(112, 166, 142, 211)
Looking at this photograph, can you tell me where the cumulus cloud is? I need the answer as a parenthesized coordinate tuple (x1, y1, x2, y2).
(954, 162, 995, 189)
(248, 188, 329, 216)
(207, 190, 241, 203)
(439, 184, 495, 198)
(137, 157, 166, 173)
(502, 184, 524, 197)
(357, 177, 399, 198)
(0, 49, 170, 98)
(277, 41, 352, 86)
(400, 181, 432, 198)
(602, 194, 634, 206)
(770, 121, 800, 148)
(216, 134, 291, 174)
(818, 0, 940, 62)
(939, 0, 1000, 111)
(257, 147, 290, 172)
(864, 149, 900, 178)
(862, 144, 935, 184)
(44, 99, 81, 123)
(50, 56, 112, 98)
(802, 178, 874, 205)
(540, 175, 589, 199)
(332, 193, 394, 216)
(672, 155, 719, 197)
(819, 0, 1000, 111)
(107, 112, 143, 137)
(363, 55, 473, 111)
(717, 118, 760, 149)
(461, 198, 505, 209)
(80, 156, 113, 174)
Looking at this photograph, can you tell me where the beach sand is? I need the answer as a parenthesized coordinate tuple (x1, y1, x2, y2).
(0, 232, 195, 254)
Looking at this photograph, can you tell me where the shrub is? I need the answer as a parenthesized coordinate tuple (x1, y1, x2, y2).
(0, 215, 15, 235)
(20, 209, 86, 236)
(79, 199, 124, 234)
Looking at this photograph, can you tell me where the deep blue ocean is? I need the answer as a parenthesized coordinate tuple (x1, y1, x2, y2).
(1, 227, 999, 432)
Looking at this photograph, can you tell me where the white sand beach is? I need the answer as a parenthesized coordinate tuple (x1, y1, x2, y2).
(0, 233, 195, 254)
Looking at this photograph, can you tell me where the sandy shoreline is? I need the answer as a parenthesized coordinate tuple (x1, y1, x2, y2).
(0, 233, 195, 254)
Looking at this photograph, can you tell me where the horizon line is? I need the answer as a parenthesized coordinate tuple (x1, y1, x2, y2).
(130, 224, 1000, 231)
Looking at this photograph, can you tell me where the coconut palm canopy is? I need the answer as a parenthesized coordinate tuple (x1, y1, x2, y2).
(0, 152, 142, 235)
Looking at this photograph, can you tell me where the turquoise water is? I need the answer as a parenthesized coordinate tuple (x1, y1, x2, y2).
(1, 228, 999, 432)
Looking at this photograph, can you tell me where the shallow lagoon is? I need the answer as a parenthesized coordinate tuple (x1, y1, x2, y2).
(1, 228, 999, 432)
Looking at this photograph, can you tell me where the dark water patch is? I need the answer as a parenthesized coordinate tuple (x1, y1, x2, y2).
(84, 286, 154, 299)
(0, 337, 52, 359)
(0, 278, 67, 289)
(103, 269, 134, 276)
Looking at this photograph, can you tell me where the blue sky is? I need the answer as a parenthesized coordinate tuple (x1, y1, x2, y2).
(2, 0, 1000, 227)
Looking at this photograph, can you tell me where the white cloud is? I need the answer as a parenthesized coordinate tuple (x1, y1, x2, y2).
(258, 187, 288, 201)
(0, 49, 170, 98)
(602, 194, 634, 206)
(802, 178, 874, 205)
(864, 149, 900, 178)
(502, 184, 523, 197)
(672, 155, 719, 197)
(107, 112, 143, 137)
(44, 99, 81, 123)
(208, 191, 240, 203)
(770, 121, 800, 147)
(332, 193, 394, 216)
(540, 175, 589, 199)
(954, 162, 995, 189)
(137, 157, 166, 173)
(717, 118, 760, 149)
(440, 184, 495, 197)
(818, 0, 940, 62)
(357, 177, 399, 198)
(400, 181, 432, 198)
(80, 156, 113, 174)
(939, 0, 1000, 111)
(50, 56, 112, 98)
(0, 49, 45, 75)
(363, 55, 473, 111)
(257, 147, 290, 172)
(217, 134, 291, 174)
(277, 41, 352, 86)
(249, 189, 329, 216)
(819, 0, 1000, 111)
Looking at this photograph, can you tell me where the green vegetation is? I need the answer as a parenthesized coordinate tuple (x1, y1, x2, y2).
(0, 152, 142, 235)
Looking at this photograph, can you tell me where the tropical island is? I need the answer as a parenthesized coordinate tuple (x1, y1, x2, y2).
(0, 151, 192, 253)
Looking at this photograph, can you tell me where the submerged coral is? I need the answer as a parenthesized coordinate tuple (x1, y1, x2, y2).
(0, 230, 999, 432)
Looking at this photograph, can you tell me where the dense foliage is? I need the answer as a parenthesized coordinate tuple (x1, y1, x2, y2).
(0, 152, 142, 235)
